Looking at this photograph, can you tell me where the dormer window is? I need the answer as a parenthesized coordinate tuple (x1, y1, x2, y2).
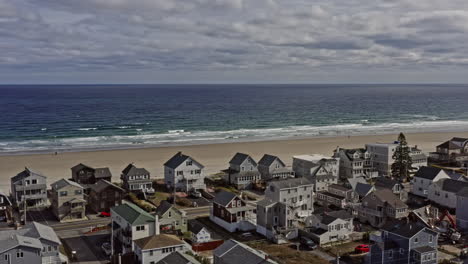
(186, 161, 192, 166)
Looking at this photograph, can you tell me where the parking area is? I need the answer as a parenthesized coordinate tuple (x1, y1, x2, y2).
(26, 207, 58, 225)
(62, 233, 109, 263)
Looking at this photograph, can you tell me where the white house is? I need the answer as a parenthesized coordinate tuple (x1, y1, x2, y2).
(133, 234, 187, 264)
(190, 222, 211, 243)
(411, 166, 450, 198)
(164, 152, 206, 192)
(428, 178, 468, 209)
(456, 187, 468, 232)
(306, 210, 354, 245)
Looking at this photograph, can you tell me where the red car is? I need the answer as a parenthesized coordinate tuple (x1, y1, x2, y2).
(355, 244, 370, 253)
(99, 212, 111, 217)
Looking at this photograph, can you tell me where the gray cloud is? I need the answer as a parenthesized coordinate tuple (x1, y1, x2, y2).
(0, 0, 468, 83)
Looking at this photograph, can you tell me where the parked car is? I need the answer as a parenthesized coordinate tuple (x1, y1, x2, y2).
(240, 232, 253, 239)
(355, 244, 370, 253)
(190, 190, 202, 198)
(300, 237, 317, 250)
(99, 211, 111, 217)
(101, 242, 111, 256)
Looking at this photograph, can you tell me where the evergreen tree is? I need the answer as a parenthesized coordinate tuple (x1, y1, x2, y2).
(391, 133, 413, 181)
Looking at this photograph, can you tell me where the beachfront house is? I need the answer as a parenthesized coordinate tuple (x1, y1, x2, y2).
(133, 234, 188, 264)
(334, 147, 379, 179)
(257, 154, 294, 181)
(0, 222, 66, 264)
(367, 220, 438, 264)
(121, 163, 155, 194)
(357, 189, 408, 228)
(366, 142, 427, 177)
(292, 154, 339, 192)
(111, 202, 159, 255)
(164, 152, 206, 192)
(305, 210, 354, 245)
(50, 178, 86, 222)
(411, 166, 450, 198)
(11, 167, 48, 208)
(210, 190, 256, 232)
(222, 153, 261, 189)
(71, 163, 112, 185)
(88, 179, 125, 213)
(256, 178, 314, 242)
(155, 200, 188, 233)
(427, 178, 468, 209)
(316, 184, 358, 209)
(0, 190, 12, 222)
(430, 137, 468, 166)
(213, 239, 278, 264)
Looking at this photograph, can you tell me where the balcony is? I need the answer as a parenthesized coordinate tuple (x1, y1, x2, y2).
(15, 184, 47, 192)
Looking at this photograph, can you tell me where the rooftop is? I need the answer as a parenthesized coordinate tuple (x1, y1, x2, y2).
(293, 154, 335, 162)
(134, 234, 184, 250)
(111, 202, 155, 225)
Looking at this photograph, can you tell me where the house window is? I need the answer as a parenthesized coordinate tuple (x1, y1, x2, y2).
(136, 225, 146, 231)
(237, 200, 241, 207)
(414, 237, 418, 243)
(60, 191, 67, 196)
(186, 161, 192, 166)
(4, 254, 9, 260)
(17, 250, 23, 258)
(388, 250, 393, 259)
(75, 190, 82, 195)
(149, 250, 153, 256)
(168, 211, 172, 218)
(32, 179, 37, 184)
(429, 235, 433, 242)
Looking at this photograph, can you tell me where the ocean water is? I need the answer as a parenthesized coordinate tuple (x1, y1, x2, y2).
(1, 84, 468, 154)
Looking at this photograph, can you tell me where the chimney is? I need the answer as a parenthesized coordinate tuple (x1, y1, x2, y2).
(155, 215, 160, 235)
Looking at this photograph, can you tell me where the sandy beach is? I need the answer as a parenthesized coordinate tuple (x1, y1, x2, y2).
(1, 131, 467, 191)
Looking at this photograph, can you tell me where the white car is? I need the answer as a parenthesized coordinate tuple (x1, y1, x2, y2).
(101, 242, 111, 256)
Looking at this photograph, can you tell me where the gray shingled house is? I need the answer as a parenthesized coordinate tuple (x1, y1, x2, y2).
(357, 189, 408, 227)
(222, 153, 261, 189)
(164, 152, 206, 192)
(213, 239, 277, 264)
(257, 154, 294, 181)
(0, 221, 66, 264)
(367, 220, 438, 264)
(50, 178, 86, 222)
(71, 163, 112, 185)
(88, 179, 125, 213)
(121, 163, 154, 193)
(11, 167, 48, 208)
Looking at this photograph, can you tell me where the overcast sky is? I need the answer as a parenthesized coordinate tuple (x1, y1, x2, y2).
(2, 0, 468, 84)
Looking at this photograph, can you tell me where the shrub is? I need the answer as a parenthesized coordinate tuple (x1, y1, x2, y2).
(176, 197, 192, 207)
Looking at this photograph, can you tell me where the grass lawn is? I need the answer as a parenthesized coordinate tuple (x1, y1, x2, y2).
(148, 191, 171, 206)
(323, 241, 363, 256)
(246, 241, 330, 264)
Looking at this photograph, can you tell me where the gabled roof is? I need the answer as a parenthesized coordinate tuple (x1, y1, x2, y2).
(452, 137, 468, 143)
(51, 178, 83, 190)
(71, 163, 93, 171)
(269, 178, 312, 190)
(89, 179, 124, 193)
(368, 189, 408, 209)
(213, 190, 238, 207)
(11, 167, 46, 183)
(134, 234, 184, 250)
(347, 176, 367, 190)
(94, 167, 112, 178)
(214, 239, 276, 264)
(164, 152, 204, 169)
(437, 140, 461, 149)
(344, 148, 367, 161)
(374, 177, 400, 189)
(157, 251, 201, 264)
(258, 154, 285, 167)
(229, 153, 256, 166)
(439, 178, 468, 193)
(122, 163, 150, 176)
(0, 222, 61, 251)
(189, 221, 208, 234)
(155, 200, 177, 217)
(355, 182, 374, 197)
(111, 202, 155, 225)
(414, 166, 443, 180)
(381, 219, 434, 238)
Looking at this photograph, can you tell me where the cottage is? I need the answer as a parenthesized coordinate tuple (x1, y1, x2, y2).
(11, 167, 48, 208)
(133, 234, 187, 264)
(71, 163, 112, 185)
(257, 154, 294, 181)
(155, 200, 188, 233)
(50, 178, 86, 222)
(210, 190, 255, 232)
(222, 153, 261, 189)
(367, 220, 438, 264)
(428, 178, 468, 209)
(411, 166, 450, 198)
(88, 179, 125, 213)
(306, 210, 354, 245)
(111, 202, 159, 255)
(0, 222, 66, 264)
(189, 221, 211, 243)
(334, 147, 378, 179)
(357, 189, 408, 227)
(292, 155, 339, 191)
(213, 239, 277, 264)
(121, 163, 154, 194)
(164, 152, 206, 192)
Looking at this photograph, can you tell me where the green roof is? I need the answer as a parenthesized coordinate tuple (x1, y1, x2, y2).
(112, 202, 155, 225)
